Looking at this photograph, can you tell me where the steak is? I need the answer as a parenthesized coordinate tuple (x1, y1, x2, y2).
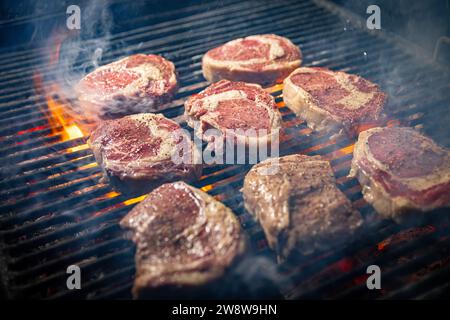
(242, 154, 362, 260)
(202, 34, 302, 86)
(350, 127, 450, 222)
(88, 113, 201, 195)
(120, 181, 246, 298)
(184, 80, 282, 148)
(283, 67, 386, 136)
(76, 54, 178, 121)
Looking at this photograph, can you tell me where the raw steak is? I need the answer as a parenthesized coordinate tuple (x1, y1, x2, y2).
(350, 126, 450, 221)
(203, 34, 301, 86)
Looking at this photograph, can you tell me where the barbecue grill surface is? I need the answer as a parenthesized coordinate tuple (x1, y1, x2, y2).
(0, 0, 449, 299)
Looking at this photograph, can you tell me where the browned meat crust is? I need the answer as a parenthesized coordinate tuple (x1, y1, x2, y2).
(243, 154, 362, 260)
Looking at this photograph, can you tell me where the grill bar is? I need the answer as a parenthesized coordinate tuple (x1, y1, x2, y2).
(292, 226, 450, 298)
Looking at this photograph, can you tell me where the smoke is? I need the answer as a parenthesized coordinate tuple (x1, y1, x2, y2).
(33, 1, 132, 130)
(26, 0, 114, 81)
(55, 1, 114, 90)
(315, 0, 450, 145)
(221, 254, 290, 299)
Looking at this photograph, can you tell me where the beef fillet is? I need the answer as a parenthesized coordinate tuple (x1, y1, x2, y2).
(283, 67, 386, 136)
(242, 154, 362, 260)
(350, 127, 450, 222)
(120, 181, 246, 298)
(76, 54, 178, 121)
(202, 34, 302, 86)
(88, 113, 201, 195)
(184, 80, 282, 148)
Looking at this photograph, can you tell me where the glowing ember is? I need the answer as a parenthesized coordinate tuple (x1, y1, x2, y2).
(276, 100, 285, 108)
(105, 191, 147, 206)
(266, 83, 284, 93)
(105, 191, 120, 198)
(123, 195, 147, 206)
(16, 125, 48, 135)
(377, 225, 436, 251)
(339, 144, 354, 155)
(377, 241, 388, 251)
(336, 257, 356, 273)
(323, 144, 355, 161)
(201, 184, 213, 192)
(78, 162, 98, 170)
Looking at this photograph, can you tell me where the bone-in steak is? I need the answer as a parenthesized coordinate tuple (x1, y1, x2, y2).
(283, 67, 386, 136)
(203, 34, 302, 86)
(88, 113, 201, 195)
(185, 80, 282, 147)
(76, 54, 178, 121)
(350, 127, 450, 222)
(242, 154, 362, 260)
(120, 181, 246, 298)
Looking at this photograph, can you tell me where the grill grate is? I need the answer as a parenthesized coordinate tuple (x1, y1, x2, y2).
(0, 0, 449, 299)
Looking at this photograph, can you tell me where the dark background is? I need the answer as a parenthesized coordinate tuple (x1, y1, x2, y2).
(333, 0, 450, 64)
(0, 0, 449, 65)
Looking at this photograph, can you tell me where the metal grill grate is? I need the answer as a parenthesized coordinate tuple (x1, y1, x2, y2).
(0, 0, 449, 299)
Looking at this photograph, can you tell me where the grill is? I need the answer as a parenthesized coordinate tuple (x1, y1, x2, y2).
(1, 0, 450, 300)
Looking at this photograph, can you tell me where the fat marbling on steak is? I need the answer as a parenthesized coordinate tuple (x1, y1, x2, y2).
(283, 67, 386, 136)
(202, 34, 302, 86)
(120, 181, 246, 298)
(350, 127, 450, 222)
(184, 79, 282, 148)
(88, 113, 201, 195)
(76, 54, 178, 120)
(242, 154, 363, 260)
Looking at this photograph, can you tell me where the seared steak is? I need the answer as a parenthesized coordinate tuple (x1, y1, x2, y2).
(120, 181, 246, 298)
(350, 127, 450, 222)
(88, 113, 201, 195)
(76, 54, 177, 121)
(283, 67, 386, 136)
(243, 154, 362, 260)
(185, 79, 282, 147)
(203, 34, 301, 86)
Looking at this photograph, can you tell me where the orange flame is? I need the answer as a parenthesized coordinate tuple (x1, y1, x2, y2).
(36, 31, 88, 151)
(35, 32, 153, 209)
(45, 94, 88, 152)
